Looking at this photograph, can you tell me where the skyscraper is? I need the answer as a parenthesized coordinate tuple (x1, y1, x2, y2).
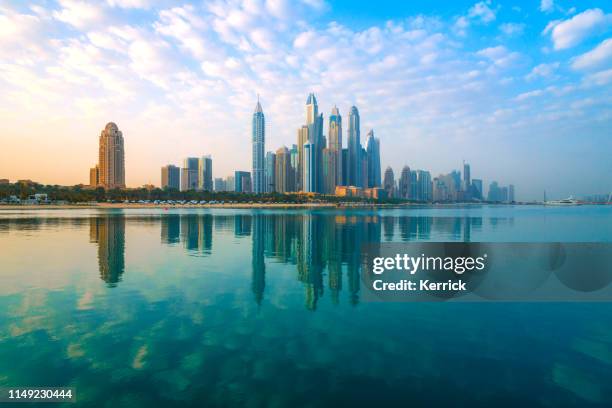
(265, 151, 276, 193)
(214, 177, 226, 192)
(347, 106, 361, 187)
(416, 170, 432, 201)
(383, 167, 395, 198)
(198, 155, 213, 191)
(235, 171, 252, 193)
(399, 166, 411, 199)
(275, 146, 292, 193)
(328, 106, 342, 187)
(297, 125, 308, 191)
(181, 158, 199, 191)
(161, 164, 180, 190)
(252, 97, 265, 194)
(509, 184, 515, 202)
(303, 143, 316, 193)
(463, 162, 471, 192)
(472, 179, 483, 200)
(366, 130, 381, 188)
(98, 122, 125, 189)
(89, 165, 99, 187)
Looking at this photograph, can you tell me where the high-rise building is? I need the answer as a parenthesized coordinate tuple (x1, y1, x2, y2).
(488, 181, 500, 202)
(366, 130, 381, 188)
(410, 170, 418, 199)
(341, 148, 349, 186)
(463, 162, 471, 192)
(297, 125, 308, 191)
(214, 177, 226, 192)
(161, 164, 180, 190)
(98, 122, 125, 189)
(303, 143, 316, 193)
(416, 170, 432, 202)
(181, 158, 199, 191)
(509, 184, 515, 202)
(347, 106, 361, 187)
(225, 175, 235, 192)
(275, 146, 293, 193)
(198, 155, 213, 191)
(360, 147, 368, 190)
(234, 171, 252, 193)
(472, 179, 483, 200)
(383, 167, 395, 198)
(89, 165, 99, 187)
(289, 144, 298, 191)
(399, 166, 411, 199)
(328, 105, 342, 188)
(322, 148, 337, 194)
(252, 97, 265, 193)
(265, 151, 276, 193)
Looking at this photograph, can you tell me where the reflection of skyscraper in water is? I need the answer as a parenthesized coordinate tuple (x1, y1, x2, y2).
(90, 216, 125, 286)
(161, 215, 180, 244)
(179, 215, 213, 254)
(383, 216, 395, 241)
(234, 215, 252, 237)
(298, 215, 324, 310)
(251, 214, 266, 305)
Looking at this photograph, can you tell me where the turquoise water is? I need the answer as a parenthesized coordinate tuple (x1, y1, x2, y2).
(0, 206, 611, 407)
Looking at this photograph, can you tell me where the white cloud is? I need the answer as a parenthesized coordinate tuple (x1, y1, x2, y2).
(52, 0, 105, 29)
(476, 45, 520, 68)
(499, 22, 525, 36)
(525, 62, 559, 80)
(107, 0, 154, 8)
(543, 8, 612, 50)
(468, 1, 496, 24)
(540, 0, 554, 13)
(572, 38, 612, 70)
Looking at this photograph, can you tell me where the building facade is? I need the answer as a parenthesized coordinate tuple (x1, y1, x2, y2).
(252, 98, 265, 193)
(98, 122, 125, 189)
(161, 164, 180, 190)
(181, 157, 199, 191)
(198, 156, 213, 191)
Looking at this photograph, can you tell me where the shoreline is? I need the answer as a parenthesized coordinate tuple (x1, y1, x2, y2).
(0, 202, 380, 210)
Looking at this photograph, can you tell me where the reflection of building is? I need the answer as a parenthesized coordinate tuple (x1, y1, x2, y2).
(161, 215, 180, 244)
(90, 216, 125, 286)
(252, 215, 266, 305)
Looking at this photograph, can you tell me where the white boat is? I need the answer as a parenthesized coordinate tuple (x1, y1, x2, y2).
(545, 196, 581, 206)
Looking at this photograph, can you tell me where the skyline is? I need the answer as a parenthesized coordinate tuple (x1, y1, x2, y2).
(0, 0, 611, 200)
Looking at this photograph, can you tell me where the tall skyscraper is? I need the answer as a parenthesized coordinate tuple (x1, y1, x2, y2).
(472, 179, 483, 200)
(275, 146, 292, 193)
(89, 165, 99, 187)
(181, 158, 199, 191)
(297, 125, 308, 191)
(328, 106, 342, 188)
(252, 97, 265, 193)
(161, 164, 180, 190)
(198, 155, 213, 191)
(383, 167, 395, 198)
(303, 143, 316, 193)
(399, 166, 412, 199)
(347, 106, 361, 187)
(509, 184, 515, 202)
(463, 162, 471, 192)
(289, 144, 298, 191)
(322, 148, 337, 194)
(98, 122, 125, 189)
(366, 130, 381, 188)
(265, 151, 276, 193)
(416, 170, 432, 201)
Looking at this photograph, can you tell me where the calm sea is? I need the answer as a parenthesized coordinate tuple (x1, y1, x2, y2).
(0, 205, 611, 407)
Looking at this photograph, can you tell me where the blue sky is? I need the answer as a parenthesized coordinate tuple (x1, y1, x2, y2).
(0, 0, 610, 200)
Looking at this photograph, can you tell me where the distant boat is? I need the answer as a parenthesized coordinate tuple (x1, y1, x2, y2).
(545, 196, 581, 206)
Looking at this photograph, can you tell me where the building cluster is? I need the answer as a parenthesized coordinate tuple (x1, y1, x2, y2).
(87, 100, 515, 202)
(89, 122, 125, 189)
(243, 94, 383, 197)
(382, 161, 515, 203)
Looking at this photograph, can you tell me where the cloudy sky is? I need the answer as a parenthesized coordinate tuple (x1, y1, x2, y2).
(0, 0, 610, 200)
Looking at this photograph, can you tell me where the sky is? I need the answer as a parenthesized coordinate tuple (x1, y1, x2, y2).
(0, 0, 610, 200)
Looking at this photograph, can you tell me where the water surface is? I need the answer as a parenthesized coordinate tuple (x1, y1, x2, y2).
(0, 206, 611, 407)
